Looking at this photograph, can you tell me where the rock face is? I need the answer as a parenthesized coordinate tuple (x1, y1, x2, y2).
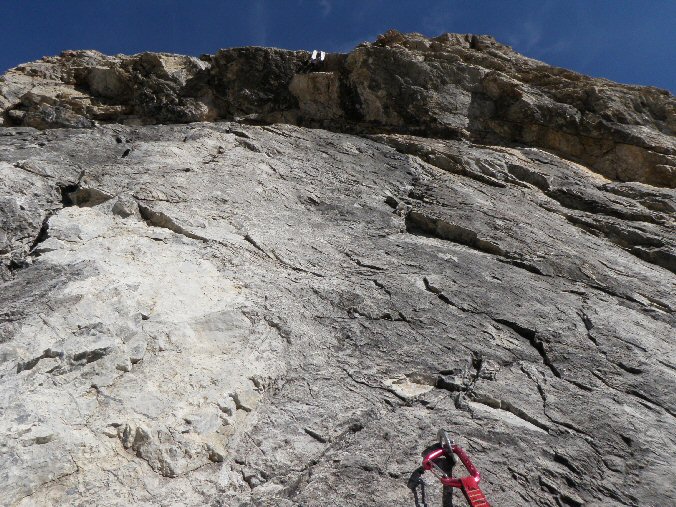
(0, 31, 674, 506)
(2, 30, 675, 188)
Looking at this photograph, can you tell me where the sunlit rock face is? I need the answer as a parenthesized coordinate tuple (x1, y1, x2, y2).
(0, 30, 674, 506)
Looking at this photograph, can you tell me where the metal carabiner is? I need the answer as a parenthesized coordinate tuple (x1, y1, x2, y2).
(421, 439, 481, 489)
(419, 432, 490, 507)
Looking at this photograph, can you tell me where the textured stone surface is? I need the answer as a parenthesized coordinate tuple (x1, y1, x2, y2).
(1, 30, 675, 187)
(0, 31, 675, 507)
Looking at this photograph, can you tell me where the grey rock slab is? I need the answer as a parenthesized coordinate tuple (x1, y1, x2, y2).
(0, 121, 673, 506)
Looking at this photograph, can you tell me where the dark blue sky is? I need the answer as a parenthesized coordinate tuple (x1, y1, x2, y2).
(1, 0, 674, 92)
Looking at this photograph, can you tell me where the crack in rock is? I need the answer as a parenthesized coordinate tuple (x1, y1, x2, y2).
(469, 393, 550, 433)
(494, 319, 562, 379)
(406, 210, 505, 256)
(137, 203, 209, 242)
(16, 348, 64, 373)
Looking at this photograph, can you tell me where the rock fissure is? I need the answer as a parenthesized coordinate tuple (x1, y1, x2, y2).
(406, 210, 506, 257)
(12, 454, 79, 505)
(589, 370, 676, 419)
(27, 212, 53, 254)
(469, 393, 551, 433)
(494, 319, 562, 379)
(339, 366, 411, 405)
(16, 347, 63, 373)
(421, 276, 569, 381)
(136, 203, 209, 242)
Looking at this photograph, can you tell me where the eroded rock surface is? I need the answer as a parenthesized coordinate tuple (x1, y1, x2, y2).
(2, 30, 675, 187)
(0, 31, 675, 507)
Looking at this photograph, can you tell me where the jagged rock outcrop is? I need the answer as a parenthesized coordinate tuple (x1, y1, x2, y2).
(0, 31, 674, 506)
(2, 30, 675, 187)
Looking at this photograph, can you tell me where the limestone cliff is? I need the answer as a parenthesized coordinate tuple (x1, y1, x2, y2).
(0, 31, 674, 506)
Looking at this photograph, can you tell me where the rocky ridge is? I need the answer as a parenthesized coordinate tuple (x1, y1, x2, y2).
(0, 31, 674, 506)
(2, 30, 675, 187)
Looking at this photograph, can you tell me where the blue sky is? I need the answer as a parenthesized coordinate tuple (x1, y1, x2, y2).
(1, 0, 674, 92)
